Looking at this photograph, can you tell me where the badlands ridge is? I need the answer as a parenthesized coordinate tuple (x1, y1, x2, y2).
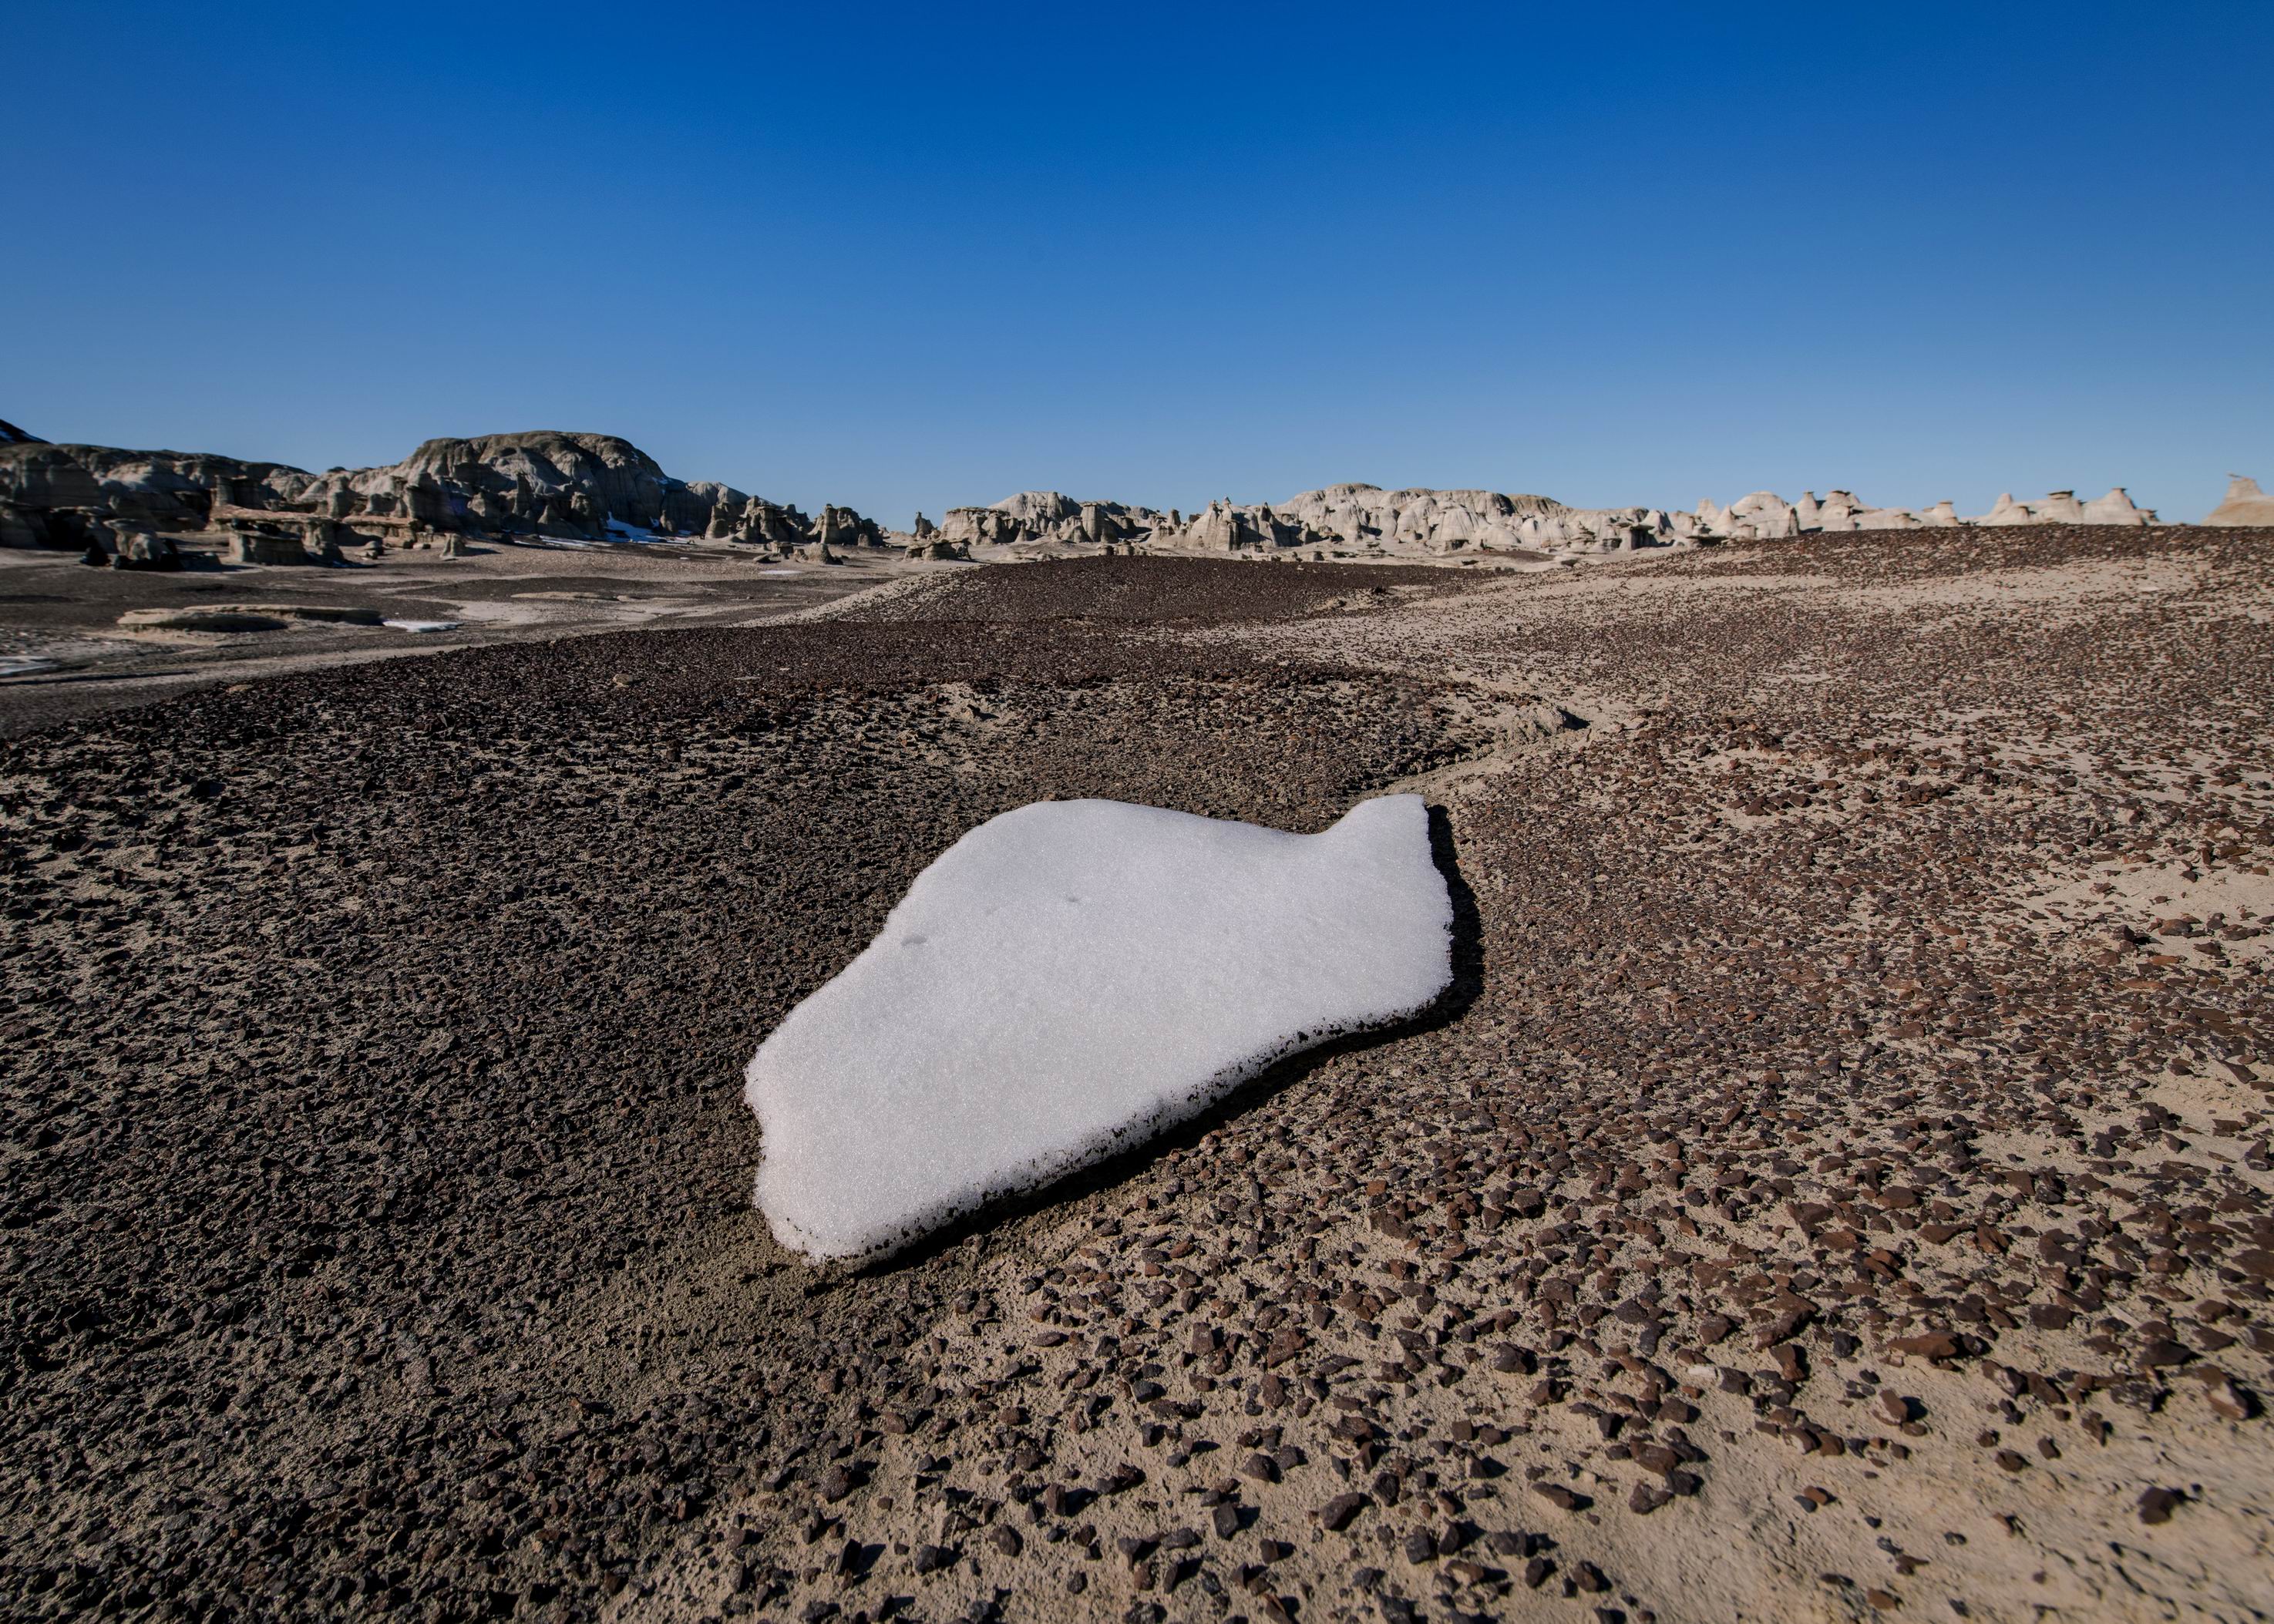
(4, 422, 2268, 571)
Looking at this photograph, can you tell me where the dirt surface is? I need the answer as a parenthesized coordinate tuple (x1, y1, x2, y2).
(3, 534, 2271, 1624)
(0, 535, 933, 738)
(827, 558, 1491, 627)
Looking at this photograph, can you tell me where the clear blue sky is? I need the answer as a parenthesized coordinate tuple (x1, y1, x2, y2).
(8, 2, 2269, 526)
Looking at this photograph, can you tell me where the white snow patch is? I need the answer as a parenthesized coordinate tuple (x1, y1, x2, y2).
(745, 794, 1453, 1260)
(382, 619, 461, 634)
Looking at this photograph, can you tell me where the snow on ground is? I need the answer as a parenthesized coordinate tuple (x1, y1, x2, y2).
(745, 795, 1453, 1260)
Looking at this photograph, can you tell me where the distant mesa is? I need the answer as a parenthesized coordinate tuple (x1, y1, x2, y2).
(0, 419, 2248, 570)
(940, 485, 1660, 559)
(2205, 473, 2274, 527)
(0, 428, 886, 567)
(932, 480, 2171, 560)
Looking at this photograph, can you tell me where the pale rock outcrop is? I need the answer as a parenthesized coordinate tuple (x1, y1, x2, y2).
(1977, 492, 2037, 526)
(1705, 486, 2156, 533)
(1798, 489, 1926, 532)
(109, 527, 180, 570)
(0, 431, 882, 553)
(1971, 488, 2151, 527)
(2080, 488, 2149, 525)
(227, 530, 311, 566)
(1854, 506, 1920, 531)
(940, 482, 1676, 560)
(1697, 492, 1799, 540)
(2204, 476, 2274, 527)
(0, 443, 294, 528)
(940, 491, 1161, 550)
(1270, 485, 1566, 552)
(1814, 490, 1862, 531)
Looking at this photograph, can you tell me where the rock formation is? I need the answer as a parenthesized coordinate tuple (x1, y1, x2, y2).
(2205, 473, 2274, 526)
(0, 420, 2222, 570)
(0, 431, 885, 560)
(937, 485, 1690, 560)
(944, 473, 2185, 559)
(1973, 488, 2153, 527)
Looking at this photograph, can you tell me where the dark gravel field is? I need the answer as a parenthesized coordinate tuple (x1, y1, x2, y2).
(2, 537, 2270, 1624)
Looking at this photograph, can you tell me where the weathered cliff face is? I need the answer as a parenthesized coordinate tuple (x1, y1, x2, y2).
(0, 443, 308, 533)
(2205, 474, 2274, 527)
(0, 432, 883, 553)
(1973, 489, 2155, 527)
(937, 492, 1155, 549)
(940, 485, 1697, 558)
(0, 420, 2202, 563)
(281, 432, 743, 539)
(927, 476, 2178, 562)
(1699, 486, 2155, 538)
(392, 432, 674, 529)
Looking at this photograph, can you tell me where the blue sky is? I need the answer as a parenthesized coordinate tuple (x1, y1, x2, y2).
(8, 2, 2269, 526)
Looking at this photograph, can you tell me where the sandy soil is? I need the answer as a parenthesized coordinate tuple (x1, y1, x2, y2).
(0, 534, 947, 737)
(2, 529, 2269, 1624)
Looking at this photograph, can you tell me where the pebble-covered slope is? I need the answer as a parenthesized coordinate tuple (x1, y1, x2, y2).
(2, 535, 2269, 1623)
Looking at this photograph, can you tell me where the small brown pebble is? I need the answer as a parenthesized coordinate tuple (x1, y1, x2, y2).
(2137, 1487, 2185, 1525)
(1888, 1333, 1963, 1361)
(2196, 1370, 2253, 1421)
(1317, 1491, 1370, 1532)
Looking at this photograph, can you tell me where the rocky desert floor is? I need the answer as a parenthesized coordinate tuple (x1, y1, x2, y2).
(2, 530, 2271, 1624)
(0, 535, 935, 738)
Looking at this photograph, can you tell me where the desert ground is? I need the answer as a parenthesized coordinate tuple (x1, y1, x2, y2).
(0, 535, 934, 738)
(2, 527, 2270, 1624)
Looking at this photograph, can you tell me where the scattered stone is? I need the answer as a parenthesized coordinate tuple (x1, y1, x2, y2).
(1318, 1492, 1371, 1532)
(2137, 1488, 2186, 1525)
